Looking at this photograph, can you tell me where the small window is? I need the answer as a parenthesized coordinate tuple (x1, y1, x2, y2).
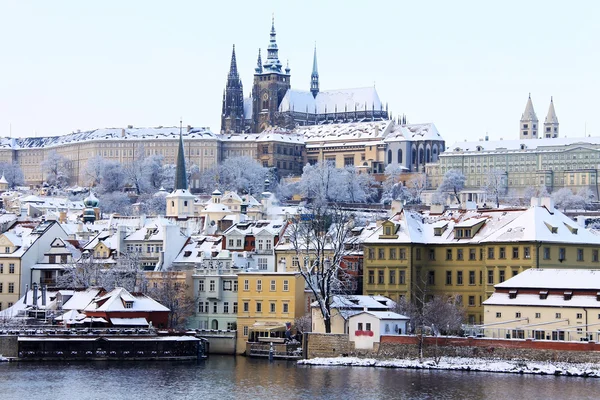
(535, 312, 541, 319)
(576, 313, 583, 319)
(496, 312, 502, 318)
(555, 313, 561, 319)
(283, 303, 289, 313)
(515, 312, 521, 318)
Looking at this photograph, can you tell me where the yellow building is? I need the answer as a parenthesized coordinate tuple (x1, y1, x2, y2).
(236, 272, 305, 354)
(483, 269, 600, 341)
(0, 233, 23, 311)
(363, 198, 600, 324)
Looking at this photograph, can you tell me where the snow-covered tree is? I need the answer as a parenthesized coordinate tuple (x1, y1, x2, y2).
(98, 160, 127, 194)
(342, 166, 376, 203)
(125, 144, 151, 195)
(381, 165, 410, 204)
(408, 173, 427, 204)
(288, 204, 354, 333)
(41, 150, 70, 187)
(0, 161, 24, 189)
(98, 191, 132, 215)
(482, 169, 506, 208)
(552, 187, 594, 212)
(521, 185, 550, 206)
(199, 156, 269, 196)
(84, 155, 106, 187)
(56, 254, 103, 289)
(161, 164, 176, 191)
(137, 193, 167, 215)
(436, 169, 466, 205)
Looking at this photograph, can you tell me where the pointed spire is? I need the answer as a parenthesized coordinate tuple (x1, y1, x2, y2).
(520, 93, 539, 139)
(228, 44, 239, 80)
(175, 119, 188, 191)
(285, 59, 290, 74)
(310, 44, 319, 98)
(264, 15, 283, 73)
(545, 96, 558, 124)
(255, 48, 263, 74)
(521, 93, 538, 121)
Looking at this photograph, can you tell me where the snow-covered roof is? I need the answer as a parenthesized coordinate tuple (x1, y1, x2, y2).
(314, 295, 396, 310)
(444, 136, 600, 155)
(297, 120, 391, 143)
(350, 311, 410, 320)
(83, 287, 169, 312)
(279, 87, 383, 114)
(494, 269, 600, 291)
(484, 292, 600, 308)
(224, 219, 286, 237)
(384, 123, 443, 142)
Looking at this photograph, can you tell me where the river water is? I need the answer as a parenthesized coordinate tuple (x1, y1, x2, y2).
(0, 356, 598, 400)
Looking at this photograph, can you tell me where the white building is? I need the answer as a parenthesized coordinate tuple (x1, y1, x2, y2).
(349, 311, 409, 350)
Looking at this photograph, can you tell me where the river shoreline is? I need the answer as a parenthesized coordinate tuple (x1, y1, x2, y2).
(298, 356, 600, 378)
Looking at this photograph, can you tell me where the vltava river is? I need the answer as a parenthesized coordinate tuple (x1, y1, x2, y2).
(0, 356, 598, 399)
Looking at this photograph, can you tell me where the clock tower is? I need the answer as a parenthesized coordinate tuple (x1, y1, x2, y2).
(252, 16, 291, 132)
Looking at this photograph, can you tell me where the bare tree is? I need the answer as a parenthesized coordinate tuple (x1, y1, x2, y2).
(56, 254, 103, 289)
(288, 204, 354, 333)
(483, 169, 506, 208)
(147, 272, 195, 329)
(41, 150, 71, 187)
(294, 313, 312, 335)
(125, 144, 151, 195)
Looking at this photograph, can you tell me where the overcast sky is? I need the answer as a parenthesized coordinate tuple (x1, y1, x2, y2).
(0, 1, 598, 145)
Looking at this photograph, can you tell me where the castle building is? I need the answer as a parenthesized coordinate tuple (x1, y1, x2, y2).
(220, 17, 389, 134)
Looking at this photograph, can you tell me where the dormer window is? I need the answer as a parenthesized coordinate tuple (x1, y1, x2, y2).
(563, 291, 572, 301)
(124, 301, 133, 309)
(385, 226, 391, 235)
(4, 247, 9, 253)
(539, 291, 548, 300)
(509, 290, 518, 299)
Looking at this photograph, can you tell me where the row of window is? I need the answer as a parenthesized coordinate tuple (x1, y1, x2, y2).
(498, 311, 599, 320)
(0, 264, 16, 274)
(240, 279, 289, 292)
(0, 282, 15, 293)
(239, 301, 290, 314)
(198, 301, 238, 314)
(367, 268, 520, 286)
(367, 270, 406, 285)
(198, 280, 238, 293)
(367, 246, 599, 263)
(126, 244, 164, 254)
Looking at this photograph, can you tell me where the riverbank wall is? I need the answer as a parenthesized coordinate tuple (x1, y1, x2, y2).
(304, 333, 600, 363)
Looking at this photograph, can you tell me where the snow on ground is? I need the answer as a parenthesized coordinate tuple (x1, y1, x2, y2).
(298, 356, 600, 378)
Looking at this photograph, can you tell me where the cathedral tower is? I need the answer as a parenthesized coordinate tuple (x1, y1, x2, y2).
(543, 97, 559, 138)
(520, 93, 539, 139)
(221, 45, 246, 133)
(252, 16, 291, 132)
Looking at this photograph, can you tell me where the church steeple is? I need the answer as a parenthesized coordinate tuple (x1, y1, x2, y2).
(310, 44, 319, 98)
(520, 93, 539, 139)
(263, 15, 283, 73)
(175, 121, 187, 190)
(228, 44, 240, 81)
(544, 96, 559, 138)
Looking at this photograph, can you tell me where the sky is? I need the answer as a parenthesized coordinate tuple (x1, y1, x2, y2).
(0, 1, 598, 146)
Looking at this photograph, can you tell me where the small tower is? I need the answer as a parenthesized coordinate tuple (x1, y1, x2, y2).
(166, 122, 195, 218)
(544, 97, 559, 138)
(83, 191, 99, 223)
(310, 45, 319, 98)
(520, 93, 539, 139)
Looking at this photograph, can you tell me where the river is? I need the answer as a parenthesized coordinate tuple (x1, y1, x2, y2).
(0, 356, 598, 399)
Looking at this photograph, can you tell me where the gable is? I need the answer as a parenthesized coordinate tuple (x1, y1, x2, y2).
(0, 235, 16, 247)
(50, 237, 66, 248)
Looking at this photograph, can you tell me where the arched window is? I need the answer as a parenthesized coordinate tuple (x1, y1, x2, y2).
(426, 148, 431, 163)
(387, 150, 392, 164)
(397, 149, 403, 164)
(419, 148, 424, 164)
(412, 148, 417, 165)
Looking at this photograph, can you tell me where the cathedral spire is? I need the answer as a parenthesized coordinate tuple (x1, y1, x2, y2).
(310, 44, 319, 98)
(544, 96, 559, 138)
(264, 15, 283, 73)
(255, 48, 263, 74)
(228, 44, 239, 81)
(175, 120, 188, 190)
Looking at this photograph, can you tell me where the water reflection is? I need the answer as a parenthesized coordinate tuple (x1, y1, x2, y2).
(0, 357, 598, 400)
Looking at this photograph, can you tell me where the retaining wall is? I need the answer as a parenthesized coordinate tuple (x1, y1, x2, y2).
(0, 336, 18, 357)
(304, 333, 352, 359)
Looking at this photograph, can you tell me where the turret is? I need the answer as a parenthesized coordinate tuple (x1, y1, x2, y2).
(310, 45, 319, 98)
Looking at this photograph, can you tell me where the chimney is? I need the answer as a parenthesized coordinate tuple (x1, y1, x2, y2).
(540, 197, 555, 211)
(41, 285, 47, 307)
(32, 283, 39, 309)
(187, 125, 192, 133)
(59, 211, 67, 224)
(24, 284, 29, 304)
(121, 128, 125, 137)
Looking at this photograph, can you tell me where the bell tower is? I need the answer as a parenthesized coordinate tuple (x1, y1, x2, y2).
(221, 45, 245, 133)
(252, 16, 291, 132)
